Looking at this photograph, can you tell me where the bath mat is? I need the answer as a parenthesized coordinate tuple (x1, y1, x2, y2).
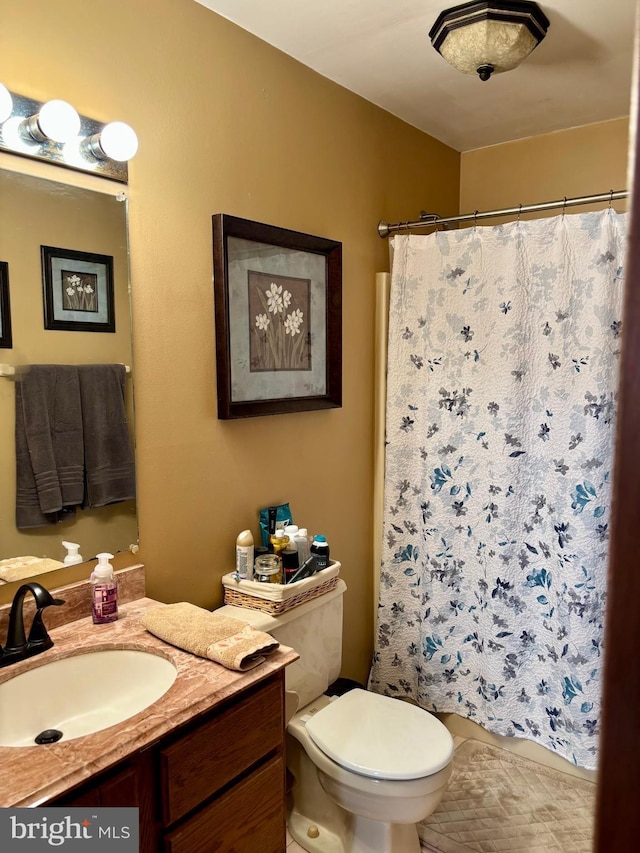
(418, 739, 595, 853)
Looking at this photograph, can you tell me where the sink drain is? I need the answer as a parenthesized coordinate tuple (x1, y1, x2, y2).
(35, 729, 63, 745)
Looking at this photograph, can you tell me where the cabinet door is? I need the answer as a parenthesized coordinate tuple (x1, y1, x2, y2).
(164, 755, 285, 853)
(50, 762, 139, 807)
(48, 752, 160, 853)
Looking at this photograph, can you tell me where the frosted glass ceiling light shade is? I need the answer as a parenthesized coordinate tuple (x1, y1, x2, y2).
(23, 99, 81, 143)
(429, 1, 550, 81)
(85, 121, 139, 162)
(0, 84, 12, 123)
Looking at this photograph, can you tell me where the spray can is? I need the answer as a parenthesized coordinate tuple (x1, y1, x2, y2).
(236, 530, 255, 580)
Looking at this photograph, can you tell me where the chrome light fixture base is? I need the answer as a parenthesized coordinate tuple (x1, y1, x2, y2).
(429, 1, 550, 81)
(0, 90, 134, 183)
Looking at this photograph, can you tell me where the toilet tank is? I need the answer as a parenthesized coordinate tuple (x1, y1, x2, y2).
(215, 579, 346, 713)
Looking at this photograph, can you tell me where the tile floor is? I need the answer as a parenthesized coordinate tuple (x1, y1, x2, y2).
(286, 827, 437, 852)
(285, 829, 306, 852)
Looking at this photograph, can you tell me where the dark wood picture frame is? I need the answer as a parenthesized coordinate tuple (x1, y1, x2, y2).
(212, 214, 342, 419)
(0, 261, 12, 349)
(41, 245, 115, 333)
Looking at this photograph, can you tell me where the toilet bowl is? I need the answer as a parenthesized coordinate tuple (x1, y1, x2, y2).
(286, 690, 453, 853)
(215, 574, 453, 853)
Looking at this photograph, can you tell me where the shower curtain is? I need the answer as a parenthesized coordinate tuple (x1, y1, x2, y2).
(368, 210, 627, 770)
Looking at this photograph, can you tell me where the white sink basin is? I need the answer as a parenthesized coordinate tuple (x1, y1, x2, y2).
(0, 649, 178, 747)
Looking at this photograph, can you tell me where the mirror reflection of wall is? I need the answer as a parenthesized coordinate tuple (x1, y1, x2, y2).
(0, 169, 137, 579)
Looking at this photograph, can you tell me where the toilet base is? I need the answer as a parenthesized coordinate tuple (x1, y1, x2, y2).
(289, 808, 421, 853)
(348, 817, 421, 853)
(287, 728, 349, 852)
(288, 808, 345, 853)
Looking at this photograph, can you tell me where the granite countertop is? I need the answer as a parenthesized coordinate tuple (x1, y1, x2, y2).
(0, 597, 298, 807)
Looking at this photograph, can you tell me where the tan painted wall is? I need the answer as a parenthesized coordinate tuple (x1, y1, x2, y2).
(460, 118, 630, 218)
(0, 0, 460, 680)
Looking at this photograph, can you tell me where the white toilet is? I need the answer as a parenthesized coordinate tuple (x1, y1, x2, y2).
(216, 578, 453, 853)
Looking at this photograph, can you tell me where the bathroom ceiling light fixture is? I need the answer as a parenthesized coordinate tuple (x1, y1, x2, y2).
(429, 1, 550, 82)
(0, 87, 137, 183)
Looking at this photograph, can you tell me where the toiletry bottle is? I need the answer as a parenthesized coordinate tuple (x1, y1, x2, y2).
(91, 553, 118, 624)
(269, 529, 290, 563)
(236, 529, 255, 580)
(284, 525, 299, 551)
(282, 547, 300, 583)
(295, 528, 311, 563)
(310, 535, 330, 570)
(62, 540, 83, 566)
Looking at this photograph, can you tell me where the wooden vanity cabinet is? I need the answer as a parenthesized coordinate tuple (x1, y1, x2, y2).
(48, 672, 286, 853)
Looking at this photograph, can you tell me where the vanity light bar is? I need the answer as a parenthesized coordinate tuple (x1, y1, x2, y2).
(0, 88, 137, 184)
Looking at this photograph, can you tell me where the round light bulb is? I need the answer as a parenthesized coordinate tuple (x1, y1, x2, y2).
(99, 121, 138, 161)
(0, 84, 13, 123)
(37, 99, 81, 143)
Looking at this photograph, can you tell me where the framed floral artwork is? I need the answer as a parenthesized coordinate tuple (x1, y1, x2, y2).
(41, 245, 115, 332)
(0, 261, 12, 348)
(212, 214, 342, 418)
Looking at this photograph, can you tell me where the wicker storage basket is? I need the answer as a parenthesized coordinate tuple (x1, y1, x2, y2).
(222, 561, 341, 615)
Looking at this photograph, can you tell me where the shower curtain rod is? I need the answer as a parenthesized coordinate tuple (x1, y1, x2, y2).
(377, 189, 628, 238)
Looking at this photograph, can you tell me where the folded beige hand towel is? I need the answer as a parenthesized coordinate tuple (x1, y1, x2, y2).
(0, 556, 65, 583)
(141, 602, 279, 672)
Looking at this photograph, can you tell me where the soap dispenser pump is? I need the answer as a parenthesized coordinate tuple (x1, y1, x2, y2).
(90, 552, 118, 624)
(62, 541, 83, 566)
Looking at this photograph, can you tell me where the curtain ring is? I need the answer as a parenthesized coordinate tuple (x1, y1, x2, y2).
(517, 203, 522, 222)
(562, 197, 567, 217)
(474, 210, 479, 228)
(608, 189, 614, 209)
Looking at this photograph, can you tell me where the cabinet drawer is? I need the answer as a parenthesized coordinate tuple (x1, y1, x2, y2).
(164, 755, 285, 853)
(161, 676, 283, 825)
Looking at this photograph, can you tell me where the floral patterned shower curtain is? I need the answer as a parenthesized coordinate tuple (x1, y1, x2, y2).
(368, 210, 627, 770)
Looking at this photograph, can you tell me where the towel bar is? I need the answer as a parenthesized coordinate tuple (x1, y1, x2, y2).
(0, 363, 131, 378)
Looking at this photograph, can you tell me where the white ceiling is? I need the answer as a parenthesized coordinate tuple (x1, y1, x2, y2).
(194, 0, 636, 152)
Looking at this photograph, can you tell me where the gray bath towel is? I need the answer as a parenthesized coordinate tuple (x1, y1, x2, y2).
(78, 364, 136, 508)
(15, 365, 85, 529)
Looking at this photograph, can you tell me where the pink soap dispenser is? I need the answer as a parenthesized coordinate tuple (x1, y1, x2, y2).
(91, 552, 118, 624)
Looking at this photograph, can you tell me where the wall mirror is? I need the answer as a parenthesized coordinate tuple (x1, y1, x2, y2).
(0, 167, 137, 586)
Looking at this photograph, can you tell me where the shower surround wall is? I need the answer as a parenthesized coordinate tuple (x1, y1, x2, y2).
(369, 210, 627, 770)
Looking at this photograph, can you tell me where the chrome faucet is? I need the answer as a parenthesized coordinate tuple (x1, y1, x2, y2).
(0, 582, 64, 669)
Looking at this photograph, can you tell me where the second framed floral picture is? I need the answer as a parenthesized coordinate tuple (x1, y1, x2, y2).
(212, 214, 342, 418)
(41, 245, 115, 333)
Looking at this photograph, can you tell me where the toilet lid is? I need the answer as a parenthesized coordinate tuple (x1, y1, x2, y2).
(305, 689, 453, 780)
